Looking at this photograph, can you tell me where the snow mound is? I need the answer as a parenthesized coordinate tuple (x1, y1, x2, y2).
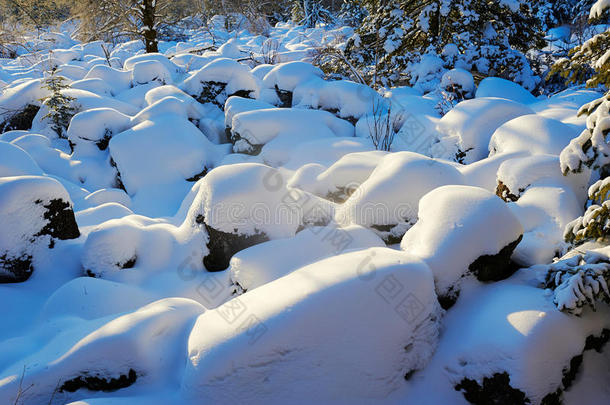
(262, 61, 323, 93)
(489, 114, 579, 156)
(291, 150, 388, 202)
(230, 107, 354, 155)
(0, 176, 79, 282)
(440, 68, 475, 98)
(132, 60, 173, 85)
(182, 248, 440, 402)
(336, 152, 464, 240)
(186, 163, 303, 271)
(401, 185, 523, 304)
(67, 108, 132, 152)
(0, 298, 203, 404)
(182, 58, 257, 106)
(476, 77, 537, 104)
(108, 112, 219, 195)
(84, 65, 132, 95)
(229, 224, 385, 291)
(435, 97, 534, 164)
(0, 141, 43, 177)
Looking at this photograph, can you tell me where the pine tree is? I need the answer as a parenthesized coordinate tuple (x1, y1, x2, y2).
(558, 0, 610, 175)
(40, 67, 77, 138)
(345, 0, 544, 89)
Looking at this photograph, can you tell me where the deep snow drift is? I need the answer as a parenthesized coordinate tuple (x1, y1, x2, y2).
(0, 16, 609, 405)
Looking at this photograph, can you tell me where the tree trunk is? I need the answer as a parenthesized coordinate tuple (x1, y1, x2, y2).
(141, 0, 158, 53)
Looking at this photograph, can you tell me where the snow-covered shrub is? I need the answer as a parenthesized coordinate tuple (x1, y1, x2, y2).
(565, 177, 610, 245)
(0, 176, 80, 282)
(336, 152, 464, 243)
(541, 248, 610, 315)
(434, 97, 534, 164)
(560, 93, 610, 175)
(401, 185, 523, 307)
(182, 247, 440, 401)
(185, 163, 303, 271)
(182, 58, 257, 109)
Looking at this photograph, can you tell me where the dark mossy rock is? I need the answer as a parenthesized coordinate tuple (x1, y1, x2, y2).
(229, 131, 263, 155)
(455, 372, 530, 405)
(0, 104, 40, 133)
(0, 253, 33, 283)
(203, 224, 269, 272)
(438, 286, 460, 310)
(468, 236, 522, 282)
(94, 128, 114, 151)
(196, 81, 254, 110)
(496, 181, 522, 202)
(186, 167, 208, 182)
(324, 185, 359, 204)
(35, 198, 80, 240)
(370, 223, 412, 245)
(86, 255, 136, 278)
(109, 157, 127, 192)
(322, 107, 358, 126)
(60, 369, 137, 393)
(274, 85, 292, 108)
(0, 198, 79, 283)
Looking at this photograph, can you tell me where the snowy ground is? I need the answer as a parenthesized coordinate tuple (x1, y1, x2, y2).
(1, 19, 609, 405)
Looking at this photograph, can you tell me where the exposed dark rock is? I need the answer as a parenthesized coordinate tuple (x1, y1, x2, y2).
(203, 224, 269, 272)
(455, 372, 530, 405)
(322, 107, 358, 126)
(229, 131, 263, 155)
(59, 369, 137, 393)
(0, 104, 40, 133)
(438, 286, 460, 310)
(109, 157, 127, 192)
(584, 328, 610, 352)
(468, 236, 522, 282)
(0, 253, 33, 283)
(94, 129, 113, 151)
(35, 198, 80, 240)
(455, 147, 474, 164)
(274, 85, 292, 108)
(196, 81, 254, 110)
(325, 185, 359, 204)
(186, 167, 208, 182)
(370, 223, 411, 245)
(496, 181, 520, 202)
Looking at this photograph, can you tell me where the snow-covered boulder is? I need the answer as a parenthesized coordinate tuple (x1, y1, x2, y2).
(290, 150, 388, 202)
(0, 298, 203, 404)
(185, 163, 303, 271)
(489, 114, 579, 157)
(435, 97, 534, 164)
(401, 185, 523, 307)
(182, 248, 440, 402)
(230, 224, 385, 291)
(440, 68, 475, 98)
(131, 60, 173, 85)
(229, 107, 354, 155)
(439, 282, 610, 405)
(83, 65, 132, 95)
(0, 176, 80, 282)
(292, 77, 381, 123)
(182, 58, 257, 108)
(336, 152, 464, 243)
(108, 112, 219, 195)
(0, 79, 47, 132)
(0, 141, 43, 177)
(262, 61, 324, 107)
(67, 108, 132, 153)
(495, 154, 589, 203)
(475, 77, 537, 104)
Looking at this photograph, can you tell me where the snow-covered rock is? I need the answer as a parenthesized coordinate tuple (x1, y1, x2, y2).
(336, 152, 464, 243)
(0, 176, 80, 282)
(475, 77, 537, 104)
(182, 248, 440, 402)
(0, 141, 43, 177)
(401, 185, 523, 306)
(435, 97, 534, 164)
